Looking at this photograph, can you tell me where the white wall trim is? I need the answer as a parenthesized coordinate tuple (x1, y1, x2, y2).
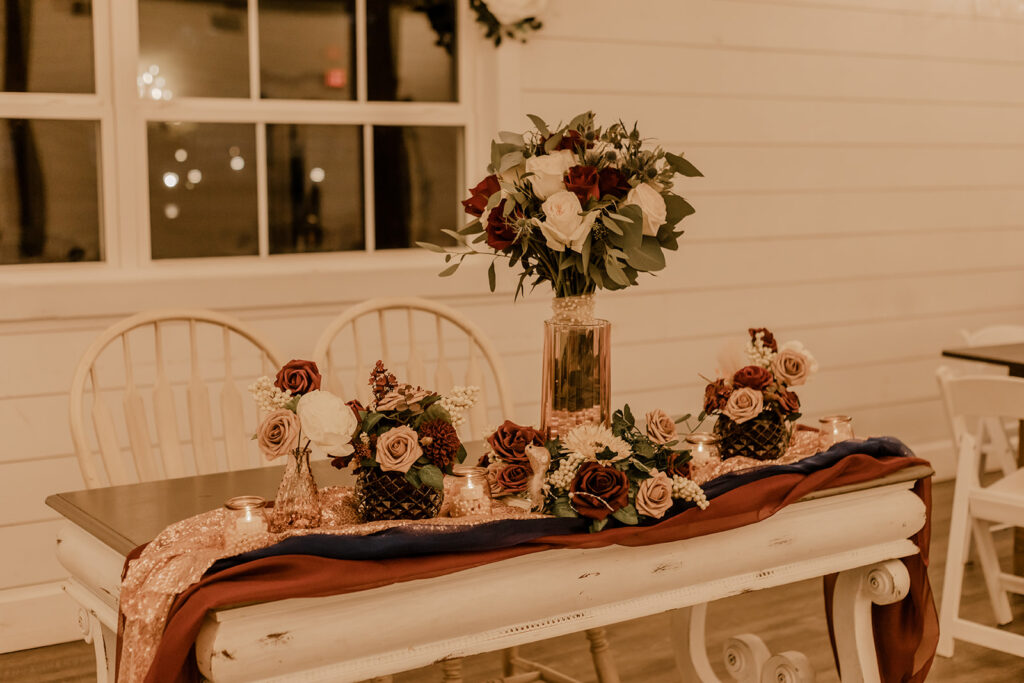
(0, 581, 82, 654)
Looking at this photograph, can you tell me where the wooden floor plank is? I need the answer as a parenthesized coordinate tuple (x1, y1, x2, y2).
(5, 479, 1024, 681)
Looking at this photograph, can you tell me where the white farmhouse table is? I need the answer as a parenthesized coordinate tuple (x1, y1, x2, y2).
(46, 459, 931, 683)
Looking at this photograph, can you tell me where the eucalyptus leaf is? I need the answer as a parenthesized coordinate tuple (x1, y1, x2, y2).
(665, 152, 703, 177)
(543, 132, 563, 153)
(498, 130, 525, 146)
(419, 464, 445, 492)
(590, 518, 609, 533)
(404, 468, 422, 489)
(527, 114, 550, 136)
(416, 241, 447, 253)
(439, 263, 460, 277)
(500, 151, 525, 172)
(488, 261, 496, 292)
(612, 504, 639, 526)
(626, 237, 667, 272)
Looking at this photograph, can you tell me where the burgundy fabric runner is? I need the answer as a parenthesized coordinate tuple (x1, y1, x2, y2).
(145, 453, 936, 682)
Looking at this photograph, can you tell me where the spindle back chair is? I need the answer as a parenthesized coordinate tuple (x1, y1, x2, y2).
(69, 309, 283, 488)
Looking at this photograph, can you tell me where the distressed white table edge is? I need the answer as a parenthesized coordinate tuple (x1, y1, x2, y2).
(54, 476, 927, 683)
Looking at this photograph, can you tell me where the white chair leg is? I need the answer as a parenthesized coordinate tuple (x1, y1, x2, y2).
(972, 517, 1014, 625)
(938, 441, 980, 658)
(584, 628, 621, 683)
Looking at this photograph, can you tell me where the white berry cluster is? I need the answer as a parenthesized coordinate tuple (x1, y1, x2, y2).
(546, 451, 586, 491)
(439, 385, 480, 427)
(671, 475, 710, 510)
(746, 330, 776, 369)
(247, 376, 292, 412)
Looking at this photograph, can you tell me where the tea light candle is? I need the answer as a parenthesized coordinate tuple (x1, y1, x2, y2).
(224, 495, 269, 548)
(449, 465, 493, 517)
(818, 415, 855, 451)
(685, 432, 722, 469)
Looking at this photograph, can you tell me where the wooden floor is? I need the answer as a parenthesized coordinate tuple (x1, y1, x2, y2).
(4, 478, 1023, 682)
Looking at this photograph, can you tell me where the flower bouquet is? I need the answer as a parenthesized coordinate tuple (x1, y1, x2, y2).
(702, 328, 818, 461)
(250, 360, 358, 531)
(330, 362, 475, 522)
(483, 406, 708, 533)
(419, 111, 702, 436)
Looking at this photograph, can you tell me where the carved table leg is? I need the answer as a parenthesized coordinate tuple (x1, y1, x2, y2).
(831, 559, 911, 683)
(670, 604, 724, 682)
(77, 607, 116, 683)
(584, 628, 621, 683)
(502, 646, 521, 676)
(441, 657, 464, 683)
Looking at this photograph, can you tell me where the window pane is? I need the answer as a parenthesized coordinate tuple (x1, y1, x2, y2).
(0, 1, 94, 93)
(148, 122, 257, 259)
(138, 0, 249, 99)
(367, 0, 456, 102)
(259, 1, 356, 101)
(373, 126, 461, 249)
(266, 124, 364, 254)
(0, 119, 101, 264)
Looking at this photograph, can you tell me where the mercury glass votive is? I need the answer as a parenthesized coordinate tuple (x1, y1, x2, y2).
(224, 495, 269, 547)
(448, 465, 493, 517)
(685, 432, 722, 470)
(818, 415, 855, 451)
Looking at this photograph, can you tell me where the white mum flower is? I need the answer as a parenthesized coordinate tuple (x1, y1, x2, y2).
(562, 424, 631, 462)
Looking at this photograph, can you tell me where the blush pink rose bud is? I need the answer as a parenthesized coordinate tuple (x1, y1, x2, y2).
(722, 387, 764, 424)
(645, 409, 677, 445)
(375, 425, 423, 473)
(257, 409, 301, 461)
(635, 469, 674, 519)
(771, 349, 811, 387)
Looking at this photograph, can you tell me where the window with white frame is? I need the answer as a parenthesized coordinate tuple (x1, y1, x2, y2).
(0, 0, 469, 266)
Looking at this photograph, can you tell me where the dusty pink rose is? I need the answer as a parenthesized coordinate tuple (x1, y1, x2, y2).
(257, 409, 301, 460)
(635, 469, 674, 519)
(771, 348, 811, 386)
(374, 385, 434, 412)
(645, 410, 677, 445)
(722, 387, 763, 424)
(375, 425, 423, 473)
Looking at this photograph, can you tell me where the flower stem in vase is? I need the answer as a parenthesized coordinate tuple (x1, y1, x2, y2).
(540, 294, 611, 438)
(270, 447, 322, 532)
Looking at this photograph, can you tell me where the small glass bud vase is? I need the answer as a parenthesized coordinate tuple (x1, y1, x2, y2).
(270, 447, 322, 532)
(685, 432, 722, 470)
(448, 465, 493, 517)
(224, 496, 268, 549)
(818, 415, 855, 451)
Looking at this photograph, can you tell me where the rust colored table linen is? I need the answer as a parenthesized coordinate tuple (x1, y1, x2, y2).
(143, 441, 935, 683)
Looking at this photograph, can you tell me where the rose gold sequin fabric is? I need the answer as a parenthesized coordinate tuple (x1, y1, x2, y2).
(690, 428, 825, 484)
(117, 487, 545, 683)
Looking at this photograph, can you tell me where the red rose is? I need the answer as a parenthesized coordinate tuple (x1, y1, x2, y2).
(485, 200, 518, 252)
(570, 462, 629, 520)
(487, 420, 544, 464)
(704, 379, 731, 413)
(345, 399, 365, 420)
(564, 165, 601, 205)
(274, 359, 321, 396)
(667, 452, 691, 479)
(597, 167, 631, 198)
(461, 174, 500, 217)
(495, 463, 533, 493)
(775, 388, 801, 414)
(748, 327, 778, 352)
(732, 365, 773, 391)
(543, 129, 591, 152)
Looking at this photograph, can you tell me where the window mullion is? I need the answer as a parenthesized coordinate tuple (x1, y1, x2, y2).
(356, 0, 373, 251)
(92, 0, 119, 269)
(248, 0, 269, 258)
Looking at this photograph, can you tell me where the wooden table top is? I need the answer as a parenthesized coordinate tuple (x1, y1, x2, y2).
(942, 342, 1024, 372)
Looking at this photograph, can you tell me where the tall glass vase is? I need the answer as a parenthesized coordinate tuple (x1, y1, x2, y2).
(540, 294, 611, 438)
(270, 447, 322, 532)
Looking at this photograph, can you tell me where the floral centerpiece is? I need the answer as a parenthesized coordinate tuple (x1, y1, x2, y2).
(250, 360, 358, 531)
(469, 0, 545, 45)
(420, 111, 702, 436)
(483, 406, 708, 533)
(329, 361, 477, 522)
(702, 328, 818, 461)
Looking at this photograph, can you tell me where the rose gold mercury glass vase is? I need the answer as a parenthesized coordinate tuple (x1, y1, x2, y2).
(270, 447, 322, 532)
(540, 294, 611, 438)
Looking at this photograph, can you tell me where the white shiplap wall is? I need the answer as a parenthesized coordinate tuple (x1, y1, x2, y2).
(2, 0, 1024, 651)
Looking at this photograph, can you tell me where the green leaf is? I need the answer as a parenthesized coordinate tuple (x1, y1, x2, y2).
(581, 234, 592, 279)
(419, 464, 445, 491)
(626, 237, 667, 272)
(498, 130, 525, 146)
(674, 413, 692, 424)
(665, 152, 703, 177)
(527, 114, 550, 136)
(500, 151, 525, 172)
(416, 241, 448, 253)
(567, 111, 592, 131)
(543, 132, 564, 154)
(404, 468, 422, 489)
(600, 214, 623, 235)
(456, 444, 467, 464)
(590, 518, 609, 533)
(488, 261, 496, 292)
(440, 228, 464, 242)
(604, 254, 630, 286)
(553, 499, 578, 518)
(612, 504, 639, 525)
(664, 193, 696, 226)
(439, 263, 460, 277)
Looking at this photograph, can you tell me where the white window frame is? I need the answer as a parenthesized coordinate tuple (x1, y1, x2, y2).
(0, 0, 489, 282)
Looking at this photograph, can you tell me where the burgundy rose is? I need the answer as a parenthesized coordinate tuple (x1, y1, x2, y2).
(570, 462, 629, 520)
(346, 399, 365, 421)
(543, 129, 591, 152)
(732, 365, 773, 391)
(749, 327, 778, 352)
(274, 359, 321, 396)
(667, 451, 691, 479)
(564, 165, 600, 205)
(704, 379, 731, 414)
(461, 174, 501, 217)
(487, 420, 544, 464)
(495, 463, 533, 493)
(485, 200, 518, 252)
(597, 167, 631, 198)
(775, 388, 801, 414)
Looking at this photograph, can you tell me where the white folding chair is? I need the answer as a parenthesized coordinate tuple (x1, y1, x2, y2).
(961, 324, 1024, 348)
(937, 373, 1024, 658)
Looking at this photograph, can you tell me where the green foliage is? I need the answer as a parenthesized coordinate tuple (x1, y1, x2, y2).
(419, 464, 445, 492)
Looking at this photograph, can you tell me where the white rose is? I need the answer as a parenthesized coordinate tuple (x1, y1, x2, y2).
(538, 191, 596, 253)
(486, 0, 548, 25)
(296, 390, 357, 458)
(525, 149, 575, 200)
(623, 182, 667, 237)
(779, 340, 819, 374)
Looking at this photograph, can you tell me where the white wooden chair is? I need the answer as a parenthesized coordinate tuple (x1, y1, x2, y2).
(313, 298, 619, 683)
(937, 373, 1024, 658)
(961, 324, 1024, 347)
(69, 308, 284, 487)
(312, 296, 515, 440)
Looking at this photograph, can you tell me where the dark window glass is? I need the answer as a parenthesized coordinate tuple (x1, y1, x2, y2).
(259, 0, 356, 101)
(373, 125, 461, 249)
(138, 0, 249, 99)
(266, 124, 364, 254)
(147, 121, 258, 259)
(0, 0, 95, 93)
(0, 119, 101, 264)
(367, 0, 456, 102)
